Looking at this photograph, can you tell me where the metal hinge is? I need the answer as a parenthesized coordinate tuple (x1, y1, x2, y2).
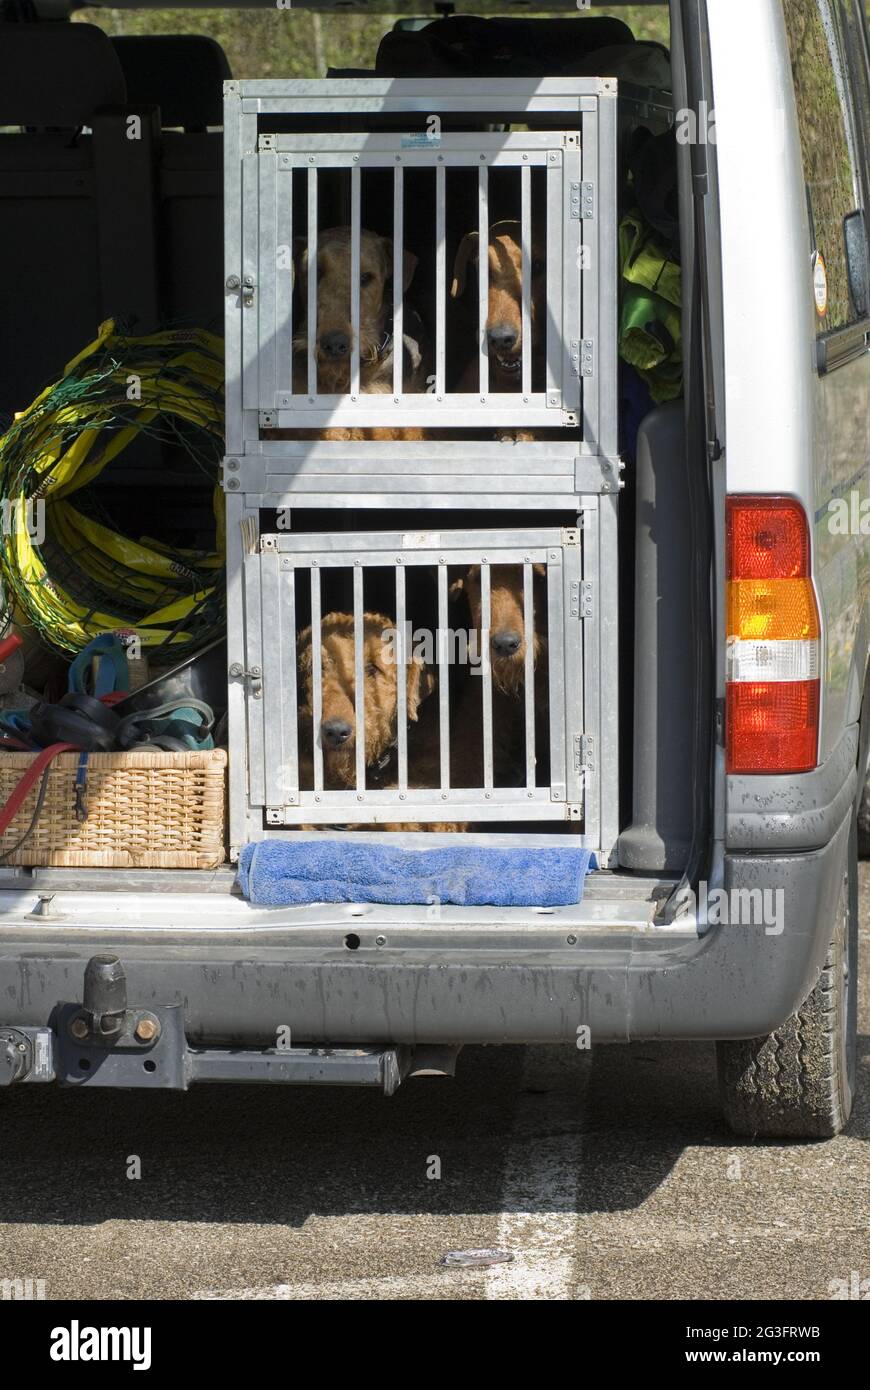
(569, 581, 593, 619)
(581, 339, 594, 377)
(574, 733, 595, 774)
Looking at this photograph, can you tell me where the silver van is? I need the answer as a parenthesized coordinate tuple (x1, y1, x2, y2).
(0, 0, 868, 1140)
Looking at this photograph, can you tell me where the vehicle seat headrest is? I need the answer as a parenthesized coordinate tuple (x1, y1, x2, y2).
(112, 34, 232, 131)
(0, 22, 126, 128)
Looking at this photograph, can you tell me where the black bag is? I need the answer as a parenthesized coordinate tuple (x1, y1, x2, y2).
(375, 15, 636, 79)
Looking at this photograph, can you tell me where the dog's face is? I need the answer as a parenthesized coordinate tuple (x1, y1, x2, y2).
(297, 611, 433, 783)
(451, 220, 546, 384)
(294, 228, 418, 392)
(451, 565, 546, 696)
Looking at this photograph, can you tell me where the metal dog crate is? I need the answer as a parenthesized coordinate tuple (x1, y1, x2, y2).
(222, 78, 672, 862)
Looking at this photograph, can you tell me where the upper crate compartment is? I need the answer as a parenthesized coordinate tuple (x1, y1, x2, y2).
(222, 78, 671, 501)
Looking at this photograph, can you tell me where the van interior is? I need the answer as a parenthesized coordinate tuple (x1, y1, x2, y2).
(0, 3, 706, 894)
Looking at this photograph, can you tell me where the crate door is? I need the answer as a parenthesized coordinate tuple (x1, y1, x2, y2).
(252, 133, 584, 432)
(244, 529, 592, 835)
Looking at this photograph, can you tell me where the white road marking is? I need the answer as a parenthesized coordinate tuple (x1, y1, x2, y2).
(192, 1271, 483, 1301)
(485, 1045, 591, 1300)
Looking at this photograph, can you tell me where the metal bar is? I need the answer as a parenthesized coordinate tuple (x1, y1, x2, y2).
(275, 531, 559, 555)
(311, 568, 324, 792)
(478, 162, 489, 396)
(523, 562, 536, 789)
(597, 94, 620, 459)
(521, 164, 532, 397)
(547, 553, 566, 807)
(241, 152, 260, 412)
(258, 150, 278, 412)
(261, 549, 284, 809)
(562, 144, 583, 415)
(243, 549, 266, 808)
(435, 162, 446, 397)
(598, 495, 620, 857)
(395, 565, 408, 791)
(272, 132, 569, 154)
(277, 164, 294, 397)
(581, 105, 599, 444)
(480, 563, 493, 791)
(392, 164, 404, 398)
(350, 162, 361, 397)
(280, 555, 298, 802)
(306, 167, 318, 397)
(353, 565, 366, 790)
(545, 158, 563, 400)
(437, 564, 450, 791)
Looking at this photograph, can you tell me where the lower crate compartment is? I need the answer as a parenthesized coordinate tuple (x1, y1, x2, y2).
(232, 514, 616, 857)
(0, 750, 227, 869)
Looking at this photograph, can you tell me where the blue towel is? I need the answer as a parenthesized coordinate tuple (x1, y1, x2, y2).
(237, 839, 597, 908)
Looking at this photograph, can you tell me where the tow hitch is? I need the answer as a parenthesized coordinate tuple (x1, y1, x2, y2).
(3, 954, 416, 1094)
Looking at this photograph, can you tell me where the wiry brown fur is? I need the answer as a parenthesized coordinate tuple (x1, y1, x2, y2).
(451, 564, 546, 695)
(297, 611, 430, 789)
(449, 564, 550, 790)
(283, 226, 427, 442)
(297, 610, 464, 832)
(451, 219, 546, 396)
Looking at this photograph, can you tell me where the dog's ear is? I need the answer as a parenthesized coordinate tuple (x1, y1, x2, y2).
(406, 658, 436, 723)
(380, 239, 418, 292)
(296, 625, 313, 678)
(451, 232, 480, 299)
(292, 237, 310, 293)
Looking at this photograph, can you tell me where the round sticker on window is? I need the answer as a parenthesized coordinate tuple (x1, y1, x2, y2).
(813, 252, 829, 318)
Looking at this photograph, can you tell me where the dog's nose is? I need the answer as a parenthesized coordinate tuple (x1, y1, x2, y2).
(321, 718, 353, 747)
(492, 630, 522, 657)
(320, 331, 350, 359)
(487, 324, 519, 353)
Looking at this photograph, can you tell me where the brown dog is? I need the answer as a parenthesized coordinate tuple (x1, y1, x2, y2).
(296, 610, 463, 831)
(451, 219, 546, 394)
(297, 610, 431, 790)
(449, 564, 550, 788)
(285, 226, 428, 442)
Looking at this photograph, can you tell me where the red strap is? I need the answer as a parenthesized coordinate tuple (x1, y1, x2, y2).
(0, 743, 80, 837)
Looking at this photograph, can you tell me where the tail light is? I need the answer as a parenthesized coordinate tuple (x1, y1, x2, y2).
(726, 497, 820, 774)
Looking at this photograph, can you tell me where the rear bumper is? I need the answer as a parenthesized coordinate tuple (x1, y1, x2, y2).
(0, 811, 848, 1052)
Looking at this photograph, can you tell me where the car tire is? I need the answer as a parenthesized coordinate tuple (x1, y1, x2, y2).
(716, 817, 858, 1140)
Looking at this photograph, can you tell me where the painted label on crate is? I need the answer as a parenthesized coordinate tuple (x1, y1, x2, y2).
(402, 532, 439, 549)
(401, 132, 441, 149)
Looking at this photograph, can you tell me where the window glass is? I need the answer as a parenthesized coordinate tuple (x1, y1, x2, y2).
(782, 0, 863, 330)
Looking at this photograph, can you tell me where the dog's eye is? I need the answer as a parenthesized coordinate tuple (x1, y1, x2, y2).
(365, 662, 380, 678)
(360, 272, 374, 288)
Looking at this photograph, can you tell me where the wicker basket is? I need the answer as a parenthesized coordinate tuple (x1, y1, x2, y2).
(0, 749, 227, 869)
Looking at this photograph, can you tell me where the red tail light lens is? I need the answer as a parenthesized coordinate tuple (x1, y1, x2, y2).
(726, 498, 820, 775)
(726, 680, 820, 775)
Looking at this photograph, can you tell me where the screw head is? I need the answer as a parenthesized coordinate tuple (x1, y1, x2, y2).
(375, 935, 387, 946)
(135, 1016, 160, 1044)
(69, 1016, 89, 1041)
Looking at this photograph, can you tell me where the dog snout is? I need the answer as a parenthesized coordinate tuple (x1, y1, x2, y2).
(321, 718, 353, 748)
(487, 323, 519, 354)
(320, 330, 350, 359)
(492, 629, 522, 658)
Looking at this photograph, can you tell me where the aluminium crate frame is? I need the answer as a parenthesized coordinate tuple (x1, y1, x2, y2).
(222, 78, 670, 863)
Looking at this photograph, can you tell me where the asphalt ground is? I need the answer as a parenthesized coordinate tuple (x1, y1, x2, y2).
(1, 870, 868, 1302)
